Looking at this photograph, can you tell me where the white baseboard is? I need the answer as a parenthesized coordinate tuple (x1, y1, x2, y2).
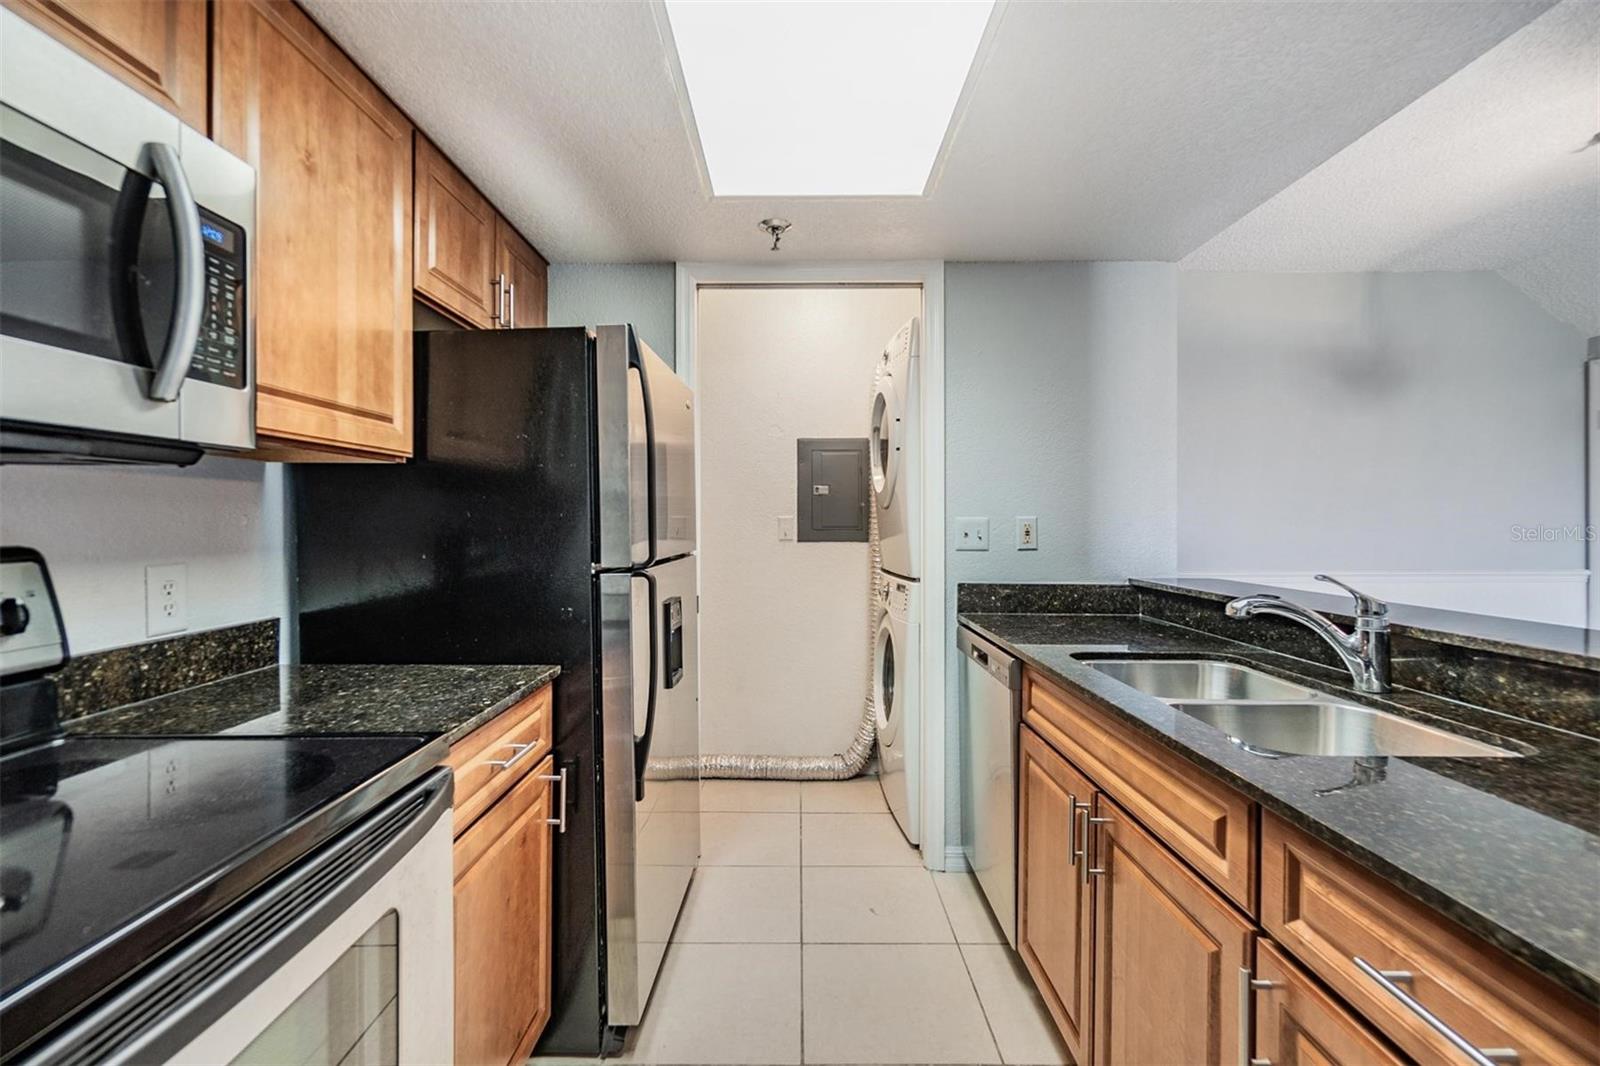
(941, 846, 969, 873)
(1178, 570, 1591, 628)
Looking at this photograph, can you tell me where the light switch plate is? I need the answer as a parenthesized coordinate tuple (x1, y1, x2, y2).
(778, 515, 796, 541)
(145, 564, 188, 637)
(1017, 516, 1038, 550)
(955, 517, 989, 551)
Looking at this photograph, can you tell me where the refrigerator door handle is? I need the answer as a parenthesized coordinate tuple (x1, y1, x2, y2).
(629, 341, 659, 569)
(633, 569, 659, 801)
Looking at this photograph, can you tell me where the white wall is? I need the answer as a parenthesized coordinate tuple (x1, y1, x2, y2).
(0, 458, 289, 654)
(698, 285, 923, 757)
(943, 261, 1179, 846)
(1176, 270, 1589, 623)
(547, 263, 677, 368)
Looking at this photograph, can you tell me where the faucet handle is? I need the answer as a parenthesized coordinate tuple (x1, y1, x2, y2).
(1315, 574, 1388, 618)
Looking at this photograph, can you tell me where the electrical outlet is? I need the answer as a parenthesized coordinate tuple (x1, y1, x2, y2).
(955, 517, 990, 551)
(1017, 516, 1038, 550)
(145, 564, 188, 637)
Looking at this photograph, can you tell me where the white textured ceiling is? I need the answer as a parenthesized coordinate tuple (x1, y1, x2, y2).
(1185, 0, 1599, 335)
(301, 0, 1551, 264)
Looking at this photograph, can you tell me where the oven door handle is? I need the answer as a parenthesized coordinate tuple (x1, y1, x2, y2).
(142, 142, 204, 403)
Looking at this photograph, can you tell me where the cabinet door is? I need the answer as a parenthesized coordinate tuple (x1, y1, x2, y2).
(414, 134, 497, 329)
(213, 0, 414, 460)
(1092, 793, 1254, 1066)
(453, 754, 554, 1066)
(3, 0, 207, 129)
(496, 216, 547, 329)
(1017, 727, 1095, 1065)
(1254, 941, 1404, 1066)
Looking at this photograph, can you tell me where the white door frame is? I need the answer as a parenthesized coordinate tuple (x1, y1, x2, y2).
(676, 260, 949, 871)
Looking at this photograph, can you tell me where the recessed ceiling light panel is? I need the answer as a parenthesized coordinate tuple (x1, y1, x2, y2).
(664, 0, 994, 197)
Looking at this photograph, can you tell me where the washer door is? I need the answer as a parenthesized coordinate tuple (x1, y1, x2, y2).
(874, 616, 899, 746)
(870, 376, 901, 509)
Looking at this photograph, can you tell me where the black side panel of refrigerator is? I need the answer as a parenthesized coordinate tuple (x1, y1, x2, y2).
(291, 326, 611, 1053)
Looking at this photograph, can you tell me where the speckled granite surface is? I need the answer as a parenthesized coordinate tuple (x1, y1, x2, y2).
(66, 663, 559, 747)
(1134, 577, 1600, 672)
(959, 610, 1600, 1003)
(54, 620, 278, 721)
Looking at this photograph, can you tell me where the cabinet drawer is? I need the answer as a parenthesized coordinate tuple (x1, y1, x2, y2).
(1254, 940, 1403, 1065)
(1261, 814, 1598, 1065)
(446, 685, 553, 836)
(1023, 668, 1256, 910)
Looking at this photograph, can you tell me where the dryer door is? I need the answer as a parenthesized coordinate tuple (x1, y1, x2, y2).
(869, 375, 901, 509)
(874, 614, 900, 746)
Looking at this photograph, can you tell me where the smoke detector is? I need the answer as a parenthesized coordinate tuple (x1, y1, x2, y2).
(758, 218, 791, 252)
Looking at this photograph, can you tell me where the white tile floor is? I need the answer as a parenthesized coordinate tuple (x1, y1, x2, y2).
(537, 778, 1068, 1066)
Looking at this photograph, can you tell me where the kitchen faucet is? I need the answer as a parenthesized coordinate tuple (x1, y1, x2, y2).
(1224, 574, 1391, 693)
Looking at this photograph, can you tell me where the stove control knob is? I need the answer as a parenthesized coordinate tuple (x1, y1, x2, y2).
(0, 597, 30, 636)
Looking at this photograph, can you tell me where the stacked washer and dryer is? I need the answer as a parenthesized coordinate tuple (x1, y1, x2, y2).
(871, 318, 923, 845)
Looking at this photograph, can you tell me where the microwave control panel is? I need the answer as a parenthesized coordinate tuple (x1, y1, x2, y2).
(188, 209, 247, 389)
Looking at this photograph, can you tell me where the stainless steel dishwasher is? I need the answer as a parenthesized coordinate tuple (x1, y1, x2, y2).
(959, 625, 1022, 947)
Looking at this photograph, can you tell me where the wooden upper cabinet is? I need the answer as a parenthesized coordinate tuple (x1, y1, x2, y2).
(496, 216, 548, 330)
(2, 0, 207, 129)
(1018, 727, 1095, 1066)
(1092, 793, 1254, 1066)
(414, 133, 498, 329)
(212, 0, 414, 460)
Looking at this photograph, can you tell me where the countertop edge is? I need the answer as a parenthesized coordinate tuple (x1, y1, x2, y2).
(956, 612, 1600, 1005)
(438, 666, 560, 746)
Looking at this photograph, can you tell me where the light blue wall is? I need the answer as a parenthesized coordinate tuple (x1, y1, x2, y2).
(547, 263, 677, 369)
(942, 261, 1179, 851)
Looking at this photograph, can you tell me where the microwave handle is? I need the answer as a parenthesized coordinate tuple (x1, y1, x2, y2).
(143, 143, 204, 402)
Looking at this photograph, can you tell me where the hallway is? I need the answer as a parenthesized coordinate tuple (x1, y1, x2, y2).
(546, 778, 1069, 1066)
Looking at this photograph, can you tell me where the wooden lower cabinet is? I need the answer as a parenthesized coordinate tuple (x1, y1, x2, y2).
(1091, 793, 1254, 1066)
(1018, 726, 1095, 1065)
(1253, 940, 1403, 1066)
(452, 752, 554, 1066)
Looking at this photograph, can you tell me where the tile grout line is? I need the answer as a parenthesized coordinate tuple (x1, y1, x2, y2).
(933, 871, 1007, 1065)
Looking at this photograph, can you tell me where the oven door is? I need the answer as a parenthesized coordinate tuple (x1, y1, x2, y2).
(23, 769, 454, 1066)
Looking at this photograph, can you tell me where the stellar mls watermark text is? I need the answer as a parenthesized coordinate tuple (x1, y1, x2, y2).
(1509, 524, 1597, 543)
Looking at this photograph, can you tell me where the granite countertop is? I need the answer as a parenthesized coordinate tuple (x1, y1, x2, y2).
(66, 663, 560, 747)
(959, 610, 1600, 1004)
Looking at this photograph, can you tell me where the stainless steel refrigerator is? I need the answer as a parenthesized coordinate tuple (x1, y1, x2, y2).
(293, 324, 699, 1055)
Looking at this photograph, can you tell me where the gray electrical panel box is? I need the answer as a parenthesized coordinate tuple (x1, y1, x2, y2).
(797, 437, 870, 542)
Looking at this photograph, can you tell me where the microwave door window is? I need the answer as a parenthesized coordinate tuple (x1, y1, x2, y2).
(0, 131, 175, 369)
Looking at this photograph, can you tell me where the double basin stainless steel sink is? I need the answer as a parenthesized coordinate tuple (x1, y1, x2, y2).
(1084, 659, 1518, 759)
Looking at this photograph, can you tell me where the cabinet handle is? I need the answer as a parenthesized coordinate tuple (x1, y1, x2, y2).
(1081, 813, 1110, 883)
(491, 273, 504, 324)
(1067, 792, 1079, 864)
(539, 767, 568, 833)
(486, 741, 536, 771)
(508, 281, 516, 328)
(1353, 958, 1518, 1066)
(1238, 966, 1279, 1066)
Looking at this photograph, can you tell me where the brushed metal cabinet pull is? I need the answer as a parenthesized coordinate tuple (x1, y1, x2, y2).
(539, 767, 568, 833)
(486, 741, 535, 771)
(1353, 957, 1518, 1066)
(508, 281, 516, 328)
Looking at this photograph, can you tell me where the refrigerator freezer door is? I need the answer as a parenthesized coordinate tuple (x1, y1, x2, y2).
(595, 326, 696, 570)
(599, 555, 700, 1026)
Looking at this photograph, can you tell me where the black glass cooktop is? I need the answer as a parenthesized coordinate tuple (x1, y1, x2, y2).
(0, 732, 433, 1056)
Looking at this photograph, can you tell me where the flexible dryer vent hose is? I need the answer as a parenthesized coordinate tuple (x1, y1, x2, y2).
(647, 364, 887, 781)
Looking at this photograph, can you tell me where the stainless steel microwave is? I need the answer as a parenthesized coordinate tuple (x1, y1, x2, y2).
(0, 9, 255, 464)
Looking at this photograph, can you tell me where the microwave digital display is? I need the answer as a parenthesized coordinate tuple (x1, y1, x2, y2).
(200, 220, 234, 252)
